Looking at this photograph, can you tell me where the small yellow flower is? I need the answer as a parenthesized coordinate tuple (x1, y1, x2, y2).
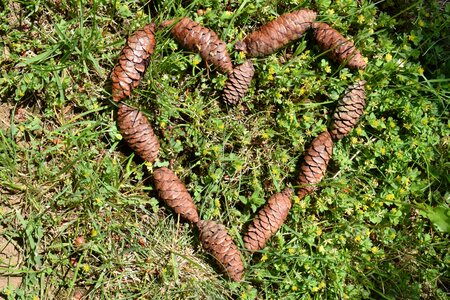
(316, 228, 323, 236)
(355, 127, 363, 135)
(371, 119, 380, 128)
(292, 285, 298, 291)
(192, 55, 202, 66)
(318, 281, 326, 289)
(385, 53, 393, 61)
(371, 246, 379, 254)
(82, 264, 91, 272)
(418, 19, 425, 27)
(358, 15, 365, 24)
(354, 235, 361, 243)
(318, 245, 325, 253)
(91, 229, 98, 237)
(408, 34, 416, 42)
(299, 87, 306, 95)
(312, 286, 320, 293)
(417, 67, 424, 75)
(212, 145, 221, 153)
(32, 296, 40, 300)
(385, 193, 395, 201)
(261, 254, 268, 262)
(324, 65, 332, 73)
(212, 208, 220, 217)
(380, 147, 386, 155)
(288, 248, 295, 254)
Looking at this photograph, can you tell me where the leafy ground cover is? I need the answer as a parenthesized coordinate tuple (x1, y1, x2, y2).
(0, 0, 449, 299)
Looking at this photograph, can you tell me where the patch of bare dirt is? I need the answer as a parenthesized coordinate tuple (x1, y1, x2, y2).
(0, 103, 12, 132)
(0, 195, 23, 296)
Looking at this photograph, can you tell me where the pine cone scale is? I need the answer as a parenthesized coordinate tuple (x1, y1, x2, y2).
(117, 104, 160, 163)
(330, 80, 367, 140)
(237, 9, 317, 57)
(297, 131, 333, 199)
(243, 189, 292, 252)
(313, 22, 366, 69)
(223, 60, 255, 105)
(153, 168, 199, 224)
(197, 220, 244, 281)
(111, 23, 156, 102)
(166, 17, 233, 73)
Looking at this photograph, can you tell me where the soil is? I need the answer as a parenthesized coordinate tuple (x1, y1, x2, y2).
(0, 195, 23, 296)
(0, 101, 22, 294)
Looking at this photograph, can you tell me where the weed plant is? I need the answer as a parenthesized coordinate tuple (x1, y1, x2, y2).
(0, 0, 449, 299)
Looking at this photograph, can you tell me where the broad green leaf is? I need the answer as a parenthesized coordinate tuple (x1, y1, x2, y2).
(419, 205, 450, 233)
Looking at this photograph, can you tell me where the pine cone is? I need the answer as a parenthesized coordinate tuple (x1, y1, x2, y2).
(117, 104, 160, 163)
(111, 23, 156, 102)
(243, 188, 292, 252)
(313, 22, 366, 69)
(330, 80, 367, 140)
(162, 18, 233, 74)
(235, 9, 317, 57)
(153, 167, 199, 224)
(222, 60, 255, 105)
(197, 220, 244, 281)
(297, 131, 333, 199)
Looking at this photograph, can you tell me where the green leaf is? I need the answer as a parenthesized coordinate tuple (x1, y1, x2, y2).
(419, 205, 450, 233)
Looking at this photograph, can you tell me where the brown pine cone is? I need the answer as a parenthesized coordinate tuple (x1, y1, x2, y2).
(153, 167, 199, 224)
(312, 22, 366, 69)
(111, 23, 156, 102)
(162, 18, 233, 74)
(222, 60, 255, 105)
(117, 104, 160, 163)
(330, 80, 367, 140)
(243, 188, 292, 252)
(197, 220, 244, 281)
(235, 9, 317, 57)
(297, 131, 333, 199)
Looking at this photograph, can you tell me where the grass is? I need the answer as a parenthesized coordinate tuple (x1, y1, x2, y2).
(0, 0, 449, 299)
